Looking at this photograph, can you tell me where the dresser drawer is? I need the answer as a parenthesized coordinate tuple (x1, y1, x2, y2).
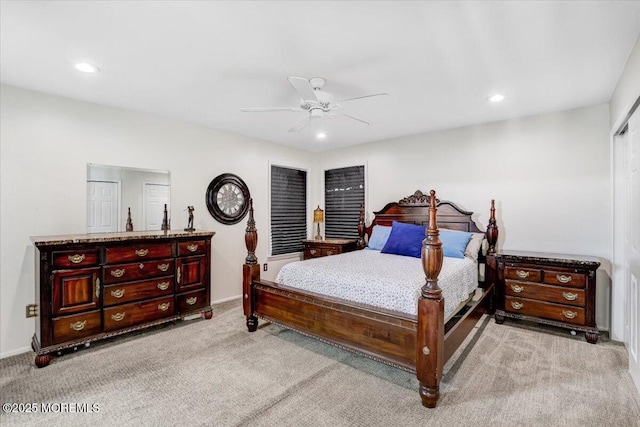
(504, 266, 542, 282)
(505, 296, 585, 325)
(103, 296, 174, 332)
(52, 310, 102, 344)
(103, 278, 174, 306)
(104, 259, 174, 284)
(505, 280, 585, 307)
(176, 289, 208, 313)
(105, 243, 173, 264)
(178, 240, 207, 256)
(52, 249, 100, 268)
(542, 270, 586, 288)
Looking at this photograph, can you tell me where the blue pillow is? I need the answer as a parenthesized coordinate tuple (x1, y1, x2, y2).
(381, 221, 426, 258)
(440, 229, 473, 259)
(367, 225, 392, 250)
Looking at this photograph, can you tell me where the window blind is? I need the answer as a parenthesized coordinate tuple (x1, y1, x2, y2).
(271, 166, 307, 255)
(324, 165, 364, 239)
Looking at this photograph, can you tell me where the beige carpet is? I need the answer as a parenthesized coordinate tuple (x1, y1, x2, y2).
(1, 299, 639, 427)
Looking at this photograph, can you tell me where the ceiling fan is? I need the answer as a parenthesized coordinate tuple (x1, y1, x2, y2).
(241, 76, 388, 132)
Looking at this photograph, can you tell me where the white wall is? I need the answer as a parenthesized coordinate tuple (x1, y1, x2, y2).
(318, 104, 612, 330)
(610, 34, 640, 131)
(0, 84, 314, 357)
(0, 84, 613, 358)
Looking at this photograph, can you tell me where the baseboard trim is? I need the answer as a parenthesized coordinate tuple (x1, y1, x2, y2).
(1, 346, 31, 359)
(212, 295, 242, 304)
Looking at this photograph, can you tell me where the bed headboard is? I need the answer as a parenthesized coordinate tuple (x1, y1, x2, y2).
(362, 190, 484, 241)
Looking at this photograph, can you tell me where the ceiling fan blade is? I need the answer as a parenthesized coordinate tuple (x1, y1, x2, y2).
(337, 93, 388, 103)
(288, 77, 318, 102)
(288, 116, 311, 132)
(240, 107, 303, 112)
(341, 114, 370, 126)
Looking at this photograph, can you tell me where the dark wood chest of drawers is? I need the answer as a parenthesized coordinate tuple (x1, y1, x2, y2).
(31, 231, 214, 367)
(494, 250, 600, 343)
(302, 239, 357, 260)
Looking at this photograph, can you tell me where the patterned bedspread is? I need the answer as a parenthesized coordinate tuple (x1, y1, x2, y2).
(275, 249, 478, 318)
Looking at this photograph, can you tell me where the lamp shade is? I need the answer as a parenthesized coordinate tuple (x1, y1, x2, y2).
(313, 205, 324, 223)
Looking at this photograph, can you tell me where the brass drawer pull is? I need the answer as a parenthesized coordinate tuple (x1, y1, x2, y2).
(157, 263, 170, 272)
(110, 288, 125, 299)
(186, 297, 198, 306)
(187, 244, 198, 252)
(111, 312, 125, 322)
(511, 284, 524, 293)
(157, 281, 170, 291)
(556, 274, 572, 284)
(510, 301, 524, 310)
(96, 278, 100, 298)
(68, 254, 85, 264)
(562, 310, 578, 319)
(563, 292, 579, 301)
(516, 270, 530, 279)
(70, 320, 87, 331)
(310, 249, 317, 255)
(135, 248, 149, 257)
(326, 251, 334, 256)
(110, 269, 125, 278)
(177, 269, 181, 284)
(158, 302, 171, 312)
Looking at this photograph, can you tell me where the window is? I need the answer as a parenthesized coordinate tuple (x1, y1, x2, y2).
(270, 165, 307, 256)
(324, 165, 365, 239)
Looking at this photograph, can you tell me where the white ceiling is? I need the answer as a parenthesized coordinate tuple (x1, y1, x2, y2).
(2, 1, 640, 152)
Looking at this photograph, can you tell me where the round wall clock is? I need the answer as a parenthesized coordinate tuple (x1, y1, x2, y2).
(205, 173, 251, 225)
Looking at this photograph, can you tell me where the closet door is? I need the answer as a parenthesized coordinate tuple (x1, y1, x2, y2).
(626, 109, 639, 390)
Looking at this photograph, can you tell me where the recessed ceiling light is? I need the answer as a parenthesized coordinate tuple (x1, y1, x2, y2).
(488, 94, 505, 102)
(316, 132, 326, 139)
(74, 63, 100, 73)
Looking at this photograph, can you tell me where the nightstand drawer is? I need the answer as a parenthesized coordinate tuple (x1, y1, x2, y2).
(505, 296, 585, 325)
(505, 280, 585, 307)
(322, 246, 340, 256)
(304, 248, 323, 258)
(542, 270, 586, 288)
(504, 266, 541, 282)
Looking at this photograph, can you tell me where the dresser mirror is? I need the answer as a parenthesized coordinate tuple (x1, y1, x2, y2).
(87, 164, 171, 233)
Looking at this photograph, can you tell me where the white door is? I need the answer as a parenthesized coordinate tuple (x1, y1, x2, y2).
(87, 181, 119, 233)
(626, 109, 640, 390)
(143, 183, 170, 230)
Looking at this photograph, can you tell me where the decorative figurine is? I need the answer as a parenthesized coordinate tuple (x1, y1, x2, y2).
(161, 204, 169, 231)
(126, 207, 134, 231)
(184, 206, 195, 232)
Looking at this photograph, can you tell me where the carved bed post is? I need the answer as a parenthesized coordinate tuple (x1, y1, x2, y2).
(243, 199, 260, 332)
(486, 199, 498, 255)
(416, 190, 444, 408)
(357, 203, 366, 249)
(484, 199, 499, 313)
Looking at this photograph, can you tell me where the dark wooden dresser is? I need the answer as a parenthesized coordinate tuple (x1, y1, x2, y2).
(31, 230, 215, 367)
(494, 250, 600, 343)
(302, 238, 357, 260)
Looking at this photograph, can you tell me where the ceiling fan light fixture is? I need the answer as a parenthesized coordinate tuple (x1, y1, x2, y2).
(316, 132, 327, 139)
(74, 62, 100, 73)
(488, 94, 505, 103)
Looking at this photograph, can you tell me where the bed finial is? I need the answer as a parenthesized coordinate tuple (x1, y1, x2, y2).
(357, 203, 366, 249)
(486, 199, 498, 255)
(417, 189, 444, 408)
(244, 198, 258, 265)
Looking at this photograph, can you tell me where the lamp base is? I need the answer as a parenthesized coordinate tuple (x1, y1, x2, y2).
(314, 223, 323, 241)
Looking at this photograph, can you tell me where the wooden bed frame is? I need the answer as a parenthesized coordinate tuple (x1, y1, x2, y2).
(242, 190, 498, 408)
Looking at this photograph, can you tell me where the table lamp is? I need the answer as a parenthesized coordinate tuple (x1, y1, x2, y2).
(313, 205, 324, 240)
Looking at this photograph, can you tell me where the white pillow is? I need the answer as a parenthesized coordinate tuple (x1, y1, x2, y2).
(464, 232, 485, 261)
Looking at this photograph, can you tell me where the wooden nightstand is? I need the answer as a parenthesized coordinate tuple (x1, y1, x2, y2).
(494, 250, 600, 343)
(302, 239, 357, 260)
